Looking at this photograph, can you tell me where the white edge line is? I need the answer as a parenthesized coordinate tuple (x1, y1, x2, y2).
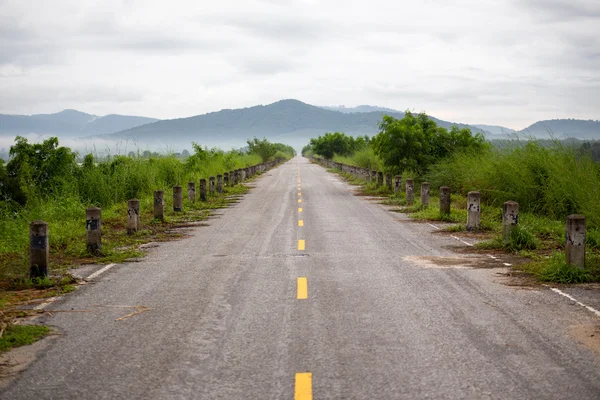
(550, 288, 600, 318)
(450, 235, 474, 247)
(33, 297, 59, 310)
(86, 263, 117, 281)
(427, 223, 440, 230)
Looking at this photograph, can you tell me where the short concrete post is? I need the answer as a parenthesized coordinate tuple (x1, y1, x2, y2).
(209, 176, 216, 194)
(386, 174, 393, 190)
(365, 169, 371, 182)
(377, 172, 384, 186)
(229, 171, 236, 186)
(127, 198, 140, 234)
(406, 179, 414, 205)
(502, 201, 519, 242)
(394, 175, 402, 194)
(566, 215, 586, 269)
(199, 179, 207, 201)
(86, 206, 102, 254)
(29, 221, 49, 278)
(217, 175, 223, 193)
(240, 169, 246, 182)
(188, 182, 196, 202)
(466, 191, 481, 230)
(371, 170, 377, 183)
(224, 172, 229, 187)
(439, 186, 451, 216)
(154, 190, 164, 219)
(421, 182, 430, 208)
(173, 185, 183, 212)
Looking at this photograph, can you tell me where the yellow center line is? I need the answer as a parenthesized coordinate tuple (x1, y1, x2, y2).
(298, 239, 305, 250)
(298, 220, 304, 227)
(297, 277, 308, 299)
(298, 193, 302, 197)
(298, 199, 302, 203)
(295, 373, 312, 400)
(298, 207, 303, 213)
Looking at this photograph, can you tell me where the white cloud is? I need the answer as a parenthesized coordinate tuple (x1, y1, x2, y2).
(0, 0, 598, 129)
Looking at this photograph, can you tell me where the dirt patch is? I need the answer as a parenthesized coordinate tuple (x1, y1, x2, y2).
(569, 324, 600, 356)
(404, 255, 506, 269)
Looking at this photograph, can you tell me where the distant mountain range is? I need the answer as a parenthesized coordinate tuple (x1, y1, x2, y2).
(1, 100, 598, 153)
(0, 109, 159, 137)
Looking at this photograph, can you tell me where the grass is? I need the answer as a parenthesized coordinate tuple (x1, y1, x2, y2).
(517, 252, 600, 284)
(0, 324, 50, 353)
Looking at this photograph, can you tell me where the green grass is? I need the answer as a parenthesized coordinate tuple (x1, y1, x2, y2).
(0, 324, 50, 352)
(518, 252, 600, 283)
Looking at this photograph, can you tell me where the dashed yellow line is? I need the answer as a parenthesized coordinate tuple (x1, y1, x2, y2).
(298, 239, 305, 250)
(298, 199, 302, 203)
(298, 220, 304, 227)
(297, 277, 308, 299)
(298, 193, 302, 197)
(295, 373, 312, 400)
(298, 207, 303, 213)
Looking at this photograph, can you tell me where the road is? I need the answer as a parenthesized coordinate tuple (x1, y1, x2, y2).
(2, 156, 599, 399)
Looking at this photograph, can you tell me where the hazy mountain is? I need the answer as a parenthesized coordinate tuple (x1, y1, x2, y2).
(474, 124, 516, 136)
(0, 110, 159, 137)
(321, 105, 401, 114)
(103, 99, 486, 150)
(518, 119, 600, 139)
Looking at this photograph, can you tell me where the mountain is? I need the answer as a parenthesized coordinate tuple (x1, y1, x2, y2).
(0, 110, 159, 137)
(518, 119, 600, 139)
(474, 124, 515, 136)
(321, 105, 401, 114)
(104, 99, 487, 150)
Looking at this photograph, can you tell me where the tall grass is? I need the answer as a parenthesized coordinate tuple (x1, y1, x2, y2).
(426, 141, 600, 228)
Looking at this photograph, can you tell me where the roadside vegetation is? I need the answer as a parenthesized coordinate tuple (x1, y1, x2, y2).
(304, 111, 600, 284)
(0, 135, 294, 350)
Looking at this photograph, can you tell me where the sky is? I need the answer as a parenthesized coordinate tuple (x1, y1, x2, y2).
(1, 0, 599, 129)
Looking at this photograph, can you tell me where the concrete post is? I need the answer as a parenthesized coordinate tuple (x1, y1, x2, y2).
(29, 221, 49, 279)
(86, 206, 102, 254)
(466, 191, 481, 230)
(502, 201, 519, 242)
(371, 170, 377, 183)
(209, 176, 216, 194)
(386, 174, 393, 191)
(173, 186, 183, 212)
(421, 182, 430, 208)
(439, 186, 451, 216)
(240, 169, 246, 182)
(377, 172, 384, 187)
(365, 169, 371, 182)
(224, 172, 229, 187)
(217, 175, 223, 193)
(187, 182, 196, 202)
(394, 176, 402, 194)
(229, 171, 236, 186)
(406, 179, 414, 205)
(199, 179, 207, 201)
(566, 215, 586, 269)
(154, 190, 164, 219)
(127, 198, 140, 235)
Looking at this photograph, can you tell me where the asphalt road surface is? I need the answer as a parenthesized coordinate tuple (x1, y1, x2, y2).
(2, 156, 599, 399)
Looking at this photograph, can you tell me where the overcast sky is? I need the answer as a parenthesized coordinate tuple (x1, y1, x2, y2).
(1, 0, 599, 129)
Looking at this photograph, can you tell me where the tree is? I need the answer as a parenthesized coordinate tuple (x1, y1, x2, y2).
(247, 137, 277, 162)
(372, 112, 485, 175)
(309, 132, 357, 159)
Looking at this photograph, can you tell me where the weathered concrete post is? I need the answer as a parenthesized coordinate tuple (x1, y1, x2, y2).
(86, 206, 102, 254)
(377, 172, 384, 187)
(187, 182, 196, 202)
(502, 201, 519, 242)
(127, 198, 140, 234)
(394, 175, 402, 194)
(240, 169, 246, 183)
(466, 191, 481, 230)
(153, 190, 164, 219)
(209, 176, 216, 194)
(371, 170, 377, 184)
(365, 169, 371, 182)
(217, 175, 223, 193)
(229, 171, 236, 186)
(29, 221, 49, 278)
(199, 179, 207, 201)
(439, 186, 451, 216)
(421, 182, 430, 208)
(565, 215, 586, 269)
(224, 172, 229, 187)
(406, 179, 414, 205)
(173, 186, 183, 212)
(386, 174, 393, 191)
